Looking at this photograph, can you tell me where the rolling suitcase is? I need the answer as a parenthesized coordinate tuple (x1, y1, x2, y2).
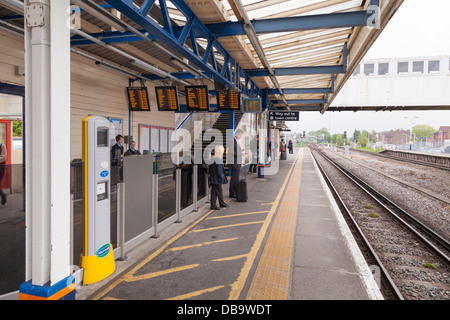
(236, 171, 248, 202)
(281, 151, 287, 160)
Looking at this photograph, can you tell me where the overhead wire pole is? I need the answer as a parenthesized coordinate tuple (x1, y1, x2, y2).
(227, 0, 289, 110)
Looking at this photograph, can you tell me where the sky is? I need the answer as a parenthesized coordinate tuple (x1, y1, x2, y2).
(289, 0, 450, 135)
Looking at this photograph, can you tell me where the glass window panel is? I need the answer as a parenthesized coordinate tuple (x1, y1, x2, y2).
(378, 63, 389, 75)
(398, 62, 409, 74)
(364, 64, 374, 75)
(413, 61, 424, 73)
(428, 60, 440, 73)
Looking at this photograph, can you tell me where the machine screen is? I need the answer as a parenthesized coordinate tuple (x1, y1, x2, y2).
(97, 128, 108, 147)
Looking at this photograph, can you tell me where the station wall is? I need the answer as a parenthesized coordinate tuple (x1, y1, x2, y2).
(0, 29, 175, 161)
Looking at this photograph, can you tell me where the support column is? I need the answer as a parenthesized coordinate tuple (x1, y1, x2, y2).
(20, 0, 74, 300)
(258, 111, 266, 178)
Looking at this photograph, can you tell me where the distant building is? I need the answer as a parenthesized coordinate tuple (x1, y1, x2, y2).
(431, 126, 450, 142)
(377, 129, 410, 145)
(332, 55, 450, 111)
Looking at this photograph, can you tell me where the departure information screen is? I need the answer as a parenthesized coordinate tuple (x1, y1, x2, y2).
(185, 85, 210, 112)
(155, 86, 179, 111)
(127, 87, 150, 111)
(242, 98, 261, 113)
(217, 90, 240, 111)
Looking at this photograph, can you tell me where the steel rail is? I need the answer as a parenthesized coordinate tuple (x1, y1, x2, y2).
(310, 148, 404, 300)
(338, 147, 450, 172)
(315, 148, 450, 264)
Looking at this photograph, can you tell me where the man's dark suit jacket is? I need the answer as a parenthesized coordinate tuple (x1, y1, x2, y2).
(231, 137, 242, 170)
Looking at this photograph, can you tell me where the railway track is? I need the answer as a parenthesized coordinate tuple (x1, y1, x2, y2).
(310, 147, 450, 300)
(337, 146, 450, 172)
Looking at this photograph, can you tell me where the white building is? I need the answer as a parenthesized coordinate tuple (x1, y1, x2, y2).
(332, 55, 450, 110)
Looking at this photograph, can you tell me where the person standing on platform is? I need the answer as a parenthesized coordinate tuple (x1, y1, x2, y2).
(111, 134, 124, 181)
(249, 134, 258, 173)
(209, 145, 228, 210)
(280, 139, 286, 153)
(111, 134, 124, 165)
(0, 142, 7, 205)
(288, 139, 294, 154)
(229, 128, 243, 198)
(124, 140, 141, 156)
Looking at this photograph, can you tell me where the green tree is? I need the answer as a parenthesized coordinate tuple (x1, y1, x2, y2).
(353, 129, 361, 143)
(370, 130, 378, 143)
(411, 125, 434, 142)
(336, 134, 344, 147)
(331, 134, 337, 144)
(360, 130, 369, 148)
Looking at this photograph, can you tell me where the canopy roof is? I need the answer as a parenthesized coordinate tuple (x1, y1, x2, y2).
(0, 0, 404, 112)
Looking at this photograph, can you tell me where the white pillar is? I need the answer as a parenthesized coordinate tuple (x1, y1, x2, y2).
(24, 0, 71, 287)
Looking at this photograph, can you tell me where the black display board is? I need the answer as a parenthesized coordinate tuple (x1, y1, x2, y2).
(155, 86, 180, 111)
(242, 98, 261, 113)
(185, 85, 210, 112)
(127, 87, 150, 111)
(217, 89, 241, 111)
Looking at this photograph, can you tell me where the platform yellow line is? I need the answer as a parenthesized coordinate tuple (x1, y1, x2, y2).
(246, 149, 303, 300)
(212, 254, 248, 262)
(190, 221, 265, 233)
(167, 237, 239, 252)
(123, 264, 199, 282)
(227, 149, 303, 300)
(167, 285, 226, 300)
(91, 208, 219, 300)
(206, 211, 269, 219)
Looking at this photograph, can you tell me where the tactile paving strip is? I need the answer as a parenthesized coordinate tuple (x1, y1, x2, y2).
(246, 149, 303, 300)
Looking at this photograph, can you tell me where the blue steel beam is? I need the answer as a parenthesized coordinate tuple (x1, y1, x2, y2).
(268, 88, 333, 95)
(103, 0, 260, 93)
(271, 99, 327, 104)
(70, 11, 373, 45)
(71, 30, 154, 46)
(206, 11, 371, 38)
(246, 65, 344, 77)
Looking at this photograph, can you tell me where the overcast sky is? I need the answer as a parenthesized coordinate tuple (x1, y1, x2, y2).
(290, 0, 450, 135)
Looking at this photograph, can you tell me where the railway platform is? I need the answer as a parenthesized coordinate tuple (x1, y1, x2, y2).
(76, 148, 382, 301)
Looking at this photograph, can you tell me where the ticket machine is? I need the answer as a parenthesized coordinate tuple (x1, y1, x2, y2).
(80, 116, 115, 285)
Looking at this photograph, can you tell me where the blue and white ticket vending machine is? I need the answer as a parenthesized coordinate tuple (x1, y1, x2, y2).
(80, 116, 115, 285)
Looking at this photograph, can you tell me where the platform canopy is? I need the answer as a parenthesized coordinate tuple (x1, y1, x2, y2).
(0, 0, 404, 112)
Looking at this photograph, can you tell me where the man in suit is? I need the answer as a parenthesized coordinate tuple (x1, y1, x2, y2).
(249, 134, 258, 173)
(111, 134, 124, 166)
(229, 128, 243, 198)
(124, 140, 141, 156)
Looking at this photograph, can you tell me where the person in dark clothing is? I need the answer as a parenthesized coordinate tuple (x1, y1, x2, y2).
(229, 128, 243, 198)
(288, 139, 294, 154)
(111, 134, 124, 166)
(111, 134, 124, 182)
(209, 145, 228, 210)
(124, 140, 141, 156)
(249, 135, 258, 173)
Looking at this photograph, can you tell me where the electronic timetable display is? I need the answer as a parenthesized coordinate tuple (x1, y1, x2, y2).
(127, 87, 150, 111)
(217, 89, 241, 111)
(185, 85, 210, 112)
(242, 98, 262, 113)
(155, 86, 180, 111)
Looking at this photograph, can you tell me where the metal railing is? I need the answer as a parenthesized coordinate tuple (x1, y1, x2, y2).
(113, 163, 209, 261)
